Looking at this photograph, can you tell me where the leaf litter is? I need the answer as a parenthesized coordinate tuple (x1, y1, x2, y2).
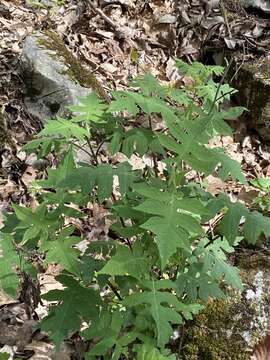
(1, 0, 270, 358)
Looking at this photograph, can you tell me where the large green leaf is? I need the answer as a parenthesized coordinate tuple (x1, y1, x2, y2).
(243, 211, 270, 244)
(69, 92, 108, 123)
(177, 238, 242, 301)
(98, 243, 149, 280)
(122, 129, 149, 157)
(159, 132, 246, 183)
(84, 310, 136, 359)
(0, 233, 20, 297)
(177, 271, 226, 301)
(37, 148, 75, 189)
(41, 275, 101, 348)
(210, 194, 270, 244)
(0, 233, 35, 298)
(109, 91, 140, 115)
(221, 106, 247, 120)
(124, 280, 202, 347)
(134, 186, 205, 268)
(39, 117, 89, 141)
(41, 227, 81, 276)
(132, 73, 166, 98)
(13, 203, 56, 245)
(136, 345, 176, 360)
(60, 162, 138, 200)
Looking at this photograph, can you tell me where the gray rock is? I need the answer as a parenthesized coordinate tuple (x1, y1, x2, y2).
(233, 58, 270, 141)
(20, 34, 90, 122)
(240, 0, 270, 13)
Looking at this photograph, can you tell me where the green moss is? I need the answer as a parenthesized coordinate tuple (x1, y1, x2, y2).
(182, 299, 251, 359)
(182, 256, 270, 360)
(231, 57, 270, 140)
(238, 253, 270, 270)
(243, 59, 270, 81)
(223, 0, 246, 16)
(38, 31, 110, 102)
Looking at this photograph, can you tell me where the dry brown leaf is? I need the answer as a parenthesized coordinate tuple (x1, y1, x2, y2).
(252, 335, 270, 360)
(0, 180, 17, 200)
(21, 166, 36, 187)
(205, 175, 225, 195)
(237, 188, 259, 206)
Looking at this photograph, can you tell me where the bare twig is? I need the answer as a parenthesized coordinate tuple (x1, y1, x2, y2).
(230, 44, 246, 83)
(220, 0, 232, 39)
(88, 1, 126, 39)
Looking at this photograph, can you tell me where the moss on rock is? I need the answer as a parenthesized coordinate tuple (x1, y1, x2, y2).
(38, 30, 110, 102)
(181, 254, 270, 359)
(182, 298, 250, 359)
(233, 58, 270, 140)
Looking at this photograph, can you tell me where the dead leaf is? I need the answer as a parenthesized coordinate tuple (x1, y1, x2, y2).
(155, 14, 177, 25)
(21, 166, 36, 187)
(224, 37, 237, 49)
(252, 335, 270, 360)
(205, 175, 225, 195)
(201, 15, 224, 29)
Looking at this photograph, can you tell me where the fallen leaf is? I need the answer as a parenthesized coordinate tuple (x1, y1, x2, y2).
(252, 335, 270, 360)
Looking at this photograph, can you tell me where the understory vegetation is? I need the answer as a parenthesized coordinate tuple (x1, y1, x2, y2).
(1, 60, 270, 359)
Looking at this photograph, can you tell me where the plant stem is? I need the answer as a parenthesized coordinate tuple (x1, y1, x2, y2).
(119, 217, 133, 252)
(178, 324, 185, 358)
(111, 193, 133, 251)
(95, 139, 106, 159)
(71, 142, 93, 159)
(148, 116, 159, 177)
(208, 57, 234, 115)
(107, 280, 122, 300)
(84, 136, 98, 165)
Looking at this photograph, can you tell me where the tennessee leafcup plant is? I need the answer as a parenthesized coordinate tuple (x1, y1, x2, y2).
(250, 177, 270, 214)
(1, 59, 270, 359)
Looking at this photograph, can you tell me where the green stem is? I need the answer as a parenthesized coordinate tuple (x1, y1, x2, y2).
(107, 280, 122, 300)
(148, 116, 159, 177)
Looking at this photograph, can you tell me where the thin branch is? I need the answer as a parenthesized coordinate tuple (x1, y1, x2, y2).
(230, 47, 245, 82)
(220, 0, 232, 39)
(88, 1, 126, 39)
(94, 6, 117, 30)
(71, 142, 93, 159)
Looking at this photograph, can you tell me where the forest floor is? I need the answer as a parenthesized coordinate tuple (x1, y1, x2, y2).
(1, 0, 270, 358)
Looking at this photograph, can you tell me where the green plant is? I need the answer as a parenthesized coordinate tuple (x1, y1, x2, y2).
(1, 60, 270, 359)
(250, 177, 270, 213)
